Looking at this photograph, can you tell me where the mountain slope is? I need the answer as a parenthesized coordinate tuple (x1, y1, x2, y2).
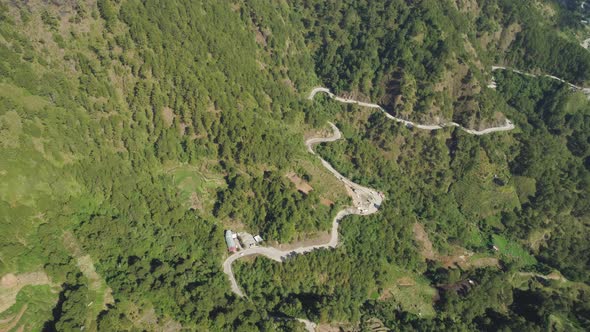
(0, 0, 588, 331)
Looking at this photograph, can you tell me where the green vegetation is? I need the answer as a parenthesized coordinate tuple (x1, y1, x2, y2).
(495, 71, 590, 282)
(167, 163, 225, 212)
(235, 207, 421, 323)
(0, 285, 57, 331)
(0, 0, 320, 330)
(492, 235, 537, 266)
(215, 171, 335, 242)
(0, 0, 588, 331)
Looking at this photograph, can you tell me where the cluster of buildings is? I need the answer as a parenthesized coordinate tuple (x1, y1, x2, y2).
(224, 230, 263, 253)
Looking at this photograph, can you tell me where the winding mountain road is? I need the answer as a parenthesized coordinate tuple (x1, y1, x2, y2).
(308, 88, 515, 135)
(222, 87, 516, 331)
(222, 122, 382, 298)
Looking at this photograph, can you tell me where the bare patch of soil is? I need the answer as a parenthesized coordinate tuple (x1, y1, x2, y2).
(462, 35, 484, 71)
(255, 28, 267, 46)
(303, 127, 334, 141)
(470, 257, 500, 268)
(413, 222, 435, 260)
(528, 229, 550, 252)
(286, 172, 313, 194)
(161, 107, 175, 128)
(499, 23, 522, 51)
(222, 218, 248, 232)
(63, 232, 114, 309)
(378, 289, 393, 301)
(77, 255, 103, 290)
(0, 304, 27, 332)
(282, 78, 296, 92)
(0, 316, 13, 325)
(64, 233, 101, 289)
(0, 273, 50, 313)
(519, 272, 567, 282)
(433, 62, 470, 97)
(318, 322, 355, 332)
(439, 248, 472, 269)
(189, 192, 204, 211)
(454, 0, 480, 13)
(103, 288, 114, 309)
(397, 277, 416, 287)
(364, 317, 390, 332)
(320, 197, 334, 207)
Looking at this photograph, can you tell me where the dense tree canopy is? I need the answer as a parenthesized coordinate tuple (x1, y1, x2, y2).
(0, 0, 588, 331)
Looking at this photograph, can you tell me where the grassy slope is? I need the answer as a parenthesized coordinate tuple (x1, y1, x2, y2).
(0, 83, 84, 275)
(0, 0, 349, 329)
(0, 285, 58, 331)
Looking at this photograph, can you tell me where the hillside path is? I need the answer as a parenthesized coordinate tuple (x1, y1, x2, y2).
(491, 66, 590, 96)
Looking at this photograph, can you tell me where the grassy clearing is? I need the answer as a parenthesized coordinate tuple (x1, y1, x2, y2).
(453, 149, 520, 219)
(463, 224, 487, 249)
(511, 176, 536, 205)
(492, 235, 537, 266)
(562, 92, 589, 114)
(290, 157, 348, 206)
(376, 265, 437, 318)
(527, 228, 550, 252)
(77, 255, 112, 330)
(548, 313, 584, 332)
(0, 83, 49, 111)
(482, 214, 505, 232)
(0, 284, 58, 331)
(0, 83, 84, 275)
(0, 271, 52, 314)
(0, 230, 46, 276)
(165, 162, 225, 213)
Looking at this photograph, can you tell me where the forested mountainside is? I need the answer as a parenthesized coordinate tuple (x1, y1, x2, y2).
(296, 0, 590, 127)
(0, 0, 588, 331)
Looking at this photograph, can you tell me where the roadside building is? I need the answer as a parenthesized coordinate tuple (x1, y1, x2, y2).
(238, 232, 257, 249)
(225, 230, 237, 253)
(254, 235, 263, 243)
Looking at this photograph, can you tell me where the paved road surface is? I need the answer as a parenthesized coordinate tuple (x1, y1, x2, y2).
(308, 88, 515, 135)
(222, 123, 382, 299)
